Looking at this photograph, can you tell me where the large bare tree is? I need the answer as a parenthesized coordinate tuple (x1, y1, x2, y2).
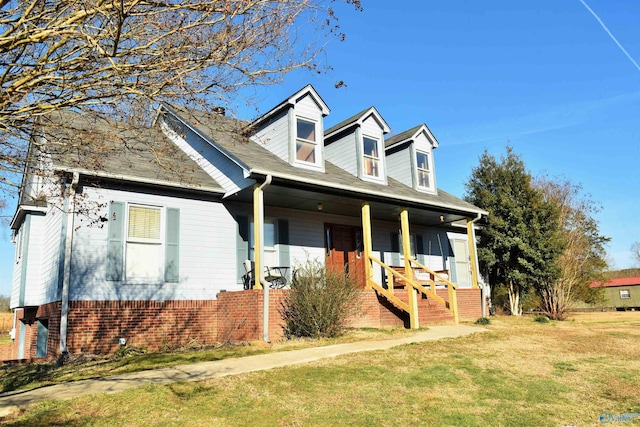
(0, 0, 361, 192)
(534, 176, 609, 320)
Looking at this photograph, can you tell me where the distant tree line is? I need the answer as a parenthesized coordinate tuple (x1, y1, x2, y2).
(0, 295, 10, 312)
(465, 147, 609, 320)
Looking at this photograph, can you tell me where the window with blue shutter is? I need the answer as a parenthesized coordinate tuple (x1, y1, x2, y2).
(107, 202, 180, 283)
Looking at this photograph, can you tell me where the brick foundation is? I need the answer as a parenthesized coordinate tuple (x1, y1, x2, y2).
(66, 300, 220, 354)
(3, 287, 483, 360)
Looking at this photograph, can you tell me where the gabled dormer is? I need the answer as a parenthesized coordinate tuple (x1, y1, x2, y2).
(385, 124, 439, 194)
(324, 107, 391, 184)
(249, 85, 330, 172)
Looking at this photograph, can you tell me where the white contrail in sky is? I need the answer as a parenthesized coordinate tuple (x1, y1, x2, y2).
(578, 0, 640, 73)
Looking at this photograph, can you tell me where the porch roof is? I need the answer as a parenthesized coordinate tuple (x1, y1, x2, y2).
(164, 105, 487, 221)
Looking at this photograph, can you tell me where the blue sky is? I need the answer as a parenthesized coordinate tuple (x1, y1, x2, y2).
(0, 0, 639, 295)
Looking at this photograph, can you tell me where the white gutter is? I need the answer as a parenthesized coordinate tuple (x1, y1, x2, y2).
(52, 166, 225, 195)
(59, 171, 79, 356)
(251, 168, 488, 217)
(9, 205, 48, 230)
(257, 175, 273, 343)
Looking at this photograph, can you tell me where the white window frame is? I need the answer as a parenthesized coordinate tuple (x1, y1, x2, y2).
(125, 204, 164, 283)
(619, 289, 631, 299)
(295, 117, 319, 167)
(415, 149, 434, 192)
(362, 135, 383, 180)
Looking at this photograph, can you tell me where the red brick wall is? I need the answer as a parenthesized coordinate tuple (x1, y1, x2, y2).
(216, 290, 262, 342)
(1, 287, 484, 360)
(435, 288, 484, 320)
(64, 300, 220, 354)
(0, 343, 12, 360)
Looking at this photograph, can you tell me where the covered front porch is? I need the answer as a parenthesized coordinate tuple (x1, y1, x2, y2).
(229, 176, 484, 331)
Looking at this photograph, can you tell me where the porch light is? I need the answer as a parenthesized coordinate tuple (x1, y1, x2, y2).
(317, 203, 323, 212)
(440, 215, 445, 222)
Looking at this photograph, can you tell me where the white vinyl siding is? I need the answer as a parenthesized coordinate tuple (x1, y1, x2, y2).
(251, 109, 290, 162)
(10, 206, 64, 309)
(70, 187, 238, 301)
(324, 132, 359, 176)
(161, 115, 254, 195)
(385, 130, 438, 194)
(385, 145, 414, 188)
(40, 206, 64, 303)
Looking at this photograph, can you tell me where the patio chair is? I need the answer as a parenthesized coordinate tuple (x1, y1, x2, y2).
(242, 260, 288, 289)
(242, 260, 255, 290)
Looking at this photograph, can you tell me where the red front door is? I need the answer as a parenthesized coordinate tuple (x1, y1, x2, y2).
(325, 224, 365, 287)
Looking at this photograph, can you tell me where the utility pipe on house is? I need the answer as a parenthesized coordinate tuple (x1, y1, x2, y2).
(253, 175, 272, 343)
(60, 172, 79, 356)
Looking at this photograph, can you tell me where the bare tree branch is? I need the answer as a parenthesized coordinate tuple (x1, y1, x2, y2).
(0, 0, 362, 196)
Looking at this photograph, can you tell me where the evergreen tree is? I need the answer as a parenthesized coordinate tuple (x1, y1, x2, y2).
(465, 147, 562, 315)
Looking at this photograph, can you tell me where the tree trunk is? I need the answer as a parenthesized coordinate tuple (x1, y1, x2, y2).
(507, 281, 522, 316)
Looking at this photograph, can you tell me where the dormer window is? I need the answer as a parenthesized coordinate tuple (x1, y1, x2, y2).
(296, 117, 318, 164)
(363, 136, 381, 178)
(416, 150, 432, 189)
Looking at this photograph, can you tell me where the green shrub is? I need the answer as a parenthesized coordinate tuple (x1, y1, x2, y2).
(534, 315, 550, 324)
(474, 317, 491, 325)
(281, 260, 361, 339)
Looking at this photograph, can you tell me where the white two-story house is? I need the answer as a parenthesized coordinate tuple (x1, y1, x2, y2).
(8, 85, 487, 360)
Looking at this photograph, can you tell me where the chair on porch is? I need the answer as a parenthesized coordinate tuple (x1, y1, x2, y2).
(242, 260, 288, 290)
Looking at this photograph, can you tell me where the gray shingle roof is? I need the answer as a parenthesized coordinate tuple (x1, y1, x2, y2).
(165, 105, 485, 216)
(35, 110, 223, 193)
(324, 107, 373, 136)
(385, 124, 423, 148)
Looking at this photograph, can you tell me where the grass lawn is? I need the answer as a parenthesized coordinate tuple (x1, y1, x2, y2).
(2, 312, 640, 426)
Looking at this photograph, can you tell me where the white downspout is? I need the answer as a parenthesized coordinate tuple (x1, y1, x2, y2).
(59, 172, 79, 355)
(256, 175, 272, 343)
(469, 213, 487, 317)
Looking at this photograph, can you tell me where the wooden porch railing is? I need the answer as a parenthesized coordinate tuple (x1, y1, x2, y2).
(360, 202, 459, 327)
(365, 255, 459, 325)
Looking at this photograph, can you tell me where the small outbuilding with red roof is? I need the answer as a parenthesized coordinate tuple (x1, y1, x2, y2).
(591, 276, 640, 310)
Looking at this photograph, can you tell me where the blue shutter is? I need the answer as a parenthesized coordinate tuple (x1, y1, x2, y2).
(165, 208, 180, 282)
(19, 215, 31, 306)
(277, 219, 290, 268)
(416, 234, 425, 265)
(36, 319, 48, 358)
(390, 232, 400, 266)
(18, 322, 25, 359)
(448, 237, 458, 283)
(106, 202, 124, 281)
(236, 216, 249, 284)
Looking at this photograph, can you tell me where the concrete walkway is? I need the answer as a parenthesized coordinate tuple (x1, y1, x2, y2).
(0, 324, 486, 414)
